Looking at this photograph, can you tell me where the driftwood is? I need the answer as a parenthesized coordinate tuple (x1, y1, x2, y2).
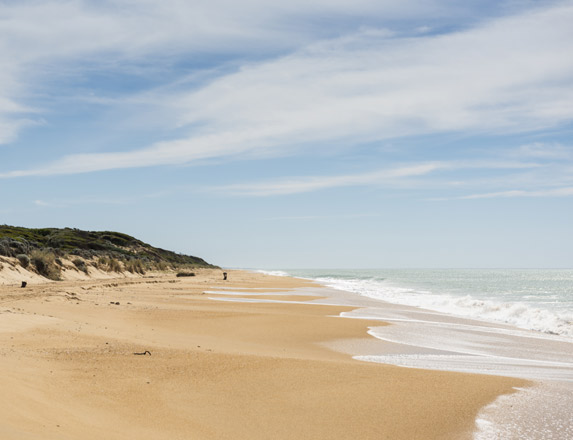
(133, 350, 151, 356)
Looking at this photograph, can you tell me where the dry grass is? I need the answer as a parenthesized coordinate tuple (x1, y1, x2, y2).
(30, 250, 61, 280)
(124, 259, 145, 274)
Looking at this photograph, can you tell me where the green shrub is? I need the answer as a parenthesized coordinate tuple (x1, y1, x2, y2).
(30, 250, 61, 280)
(16, 254, 30, 268)
(0, 241, 10, 257)
(0, 238, 32, 257)
(176, 271, 196, 277)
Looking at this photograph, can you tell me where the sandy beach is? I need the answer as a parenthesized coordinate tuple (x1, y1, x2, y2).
(0, 269, 527, 439)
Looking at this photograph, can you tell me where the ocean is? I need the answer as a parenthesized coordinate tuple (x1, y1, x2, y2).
(265, 268, 573, 338)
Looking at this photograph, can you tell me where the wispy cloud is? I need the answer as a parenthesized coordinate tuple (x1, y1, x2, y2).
(209, 163, 444, 196)
(510, 142, 572, 160)
(458, 187, 573, 200)
(0, 0, 452, 147)
(31, 191, 167, 208)
(261, 213, 382, 221)
(205, 160, 543, 196)
(1, 2, 572, 177)
(33, 199, 58, 207)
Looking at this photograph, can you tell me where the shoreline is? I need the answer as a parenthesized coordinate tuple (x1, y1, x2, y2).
(248, 270, 573, 438)
(262, 268, 573, 339)
(1, 269, 528, 439)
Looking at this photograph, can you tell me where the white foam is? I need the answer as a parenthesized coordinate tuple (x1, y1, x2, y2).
(314, 277, 573, 338)
(344, 308, 573, 381)
(346, 303, 573, 437)
(357, 354, 573, 382)
(474, 382, 573, 440)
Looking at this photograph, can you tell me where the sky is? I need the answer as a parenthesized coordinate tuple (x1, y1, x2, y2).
(1, 0, 572, 269)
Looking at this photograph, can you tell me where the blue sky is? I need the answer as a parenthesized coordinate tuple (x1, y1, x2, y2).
(1, 0, 572, 268)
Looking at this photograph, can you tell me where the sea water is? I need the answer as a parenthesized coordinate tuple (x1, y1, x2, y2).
(269, 269, 573, 338)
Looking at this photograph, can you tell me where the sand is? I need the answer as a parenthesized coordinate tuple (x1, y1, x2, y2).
(0, 269, 527, 439)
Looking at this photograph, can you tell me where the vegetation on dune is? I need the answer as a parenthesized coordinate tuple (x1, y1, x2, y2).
(0, 225, 216, 280)
(72, 257, 89, 274)
(16, 254, 30, 268)
(124, 259, 145, 274)
(30, 250, 61, 280)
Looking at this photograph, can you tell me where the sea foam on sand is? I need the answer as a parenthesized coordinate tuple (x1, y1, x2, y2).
(334, 295, 573, 439)
(474, 382, 573, 440)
